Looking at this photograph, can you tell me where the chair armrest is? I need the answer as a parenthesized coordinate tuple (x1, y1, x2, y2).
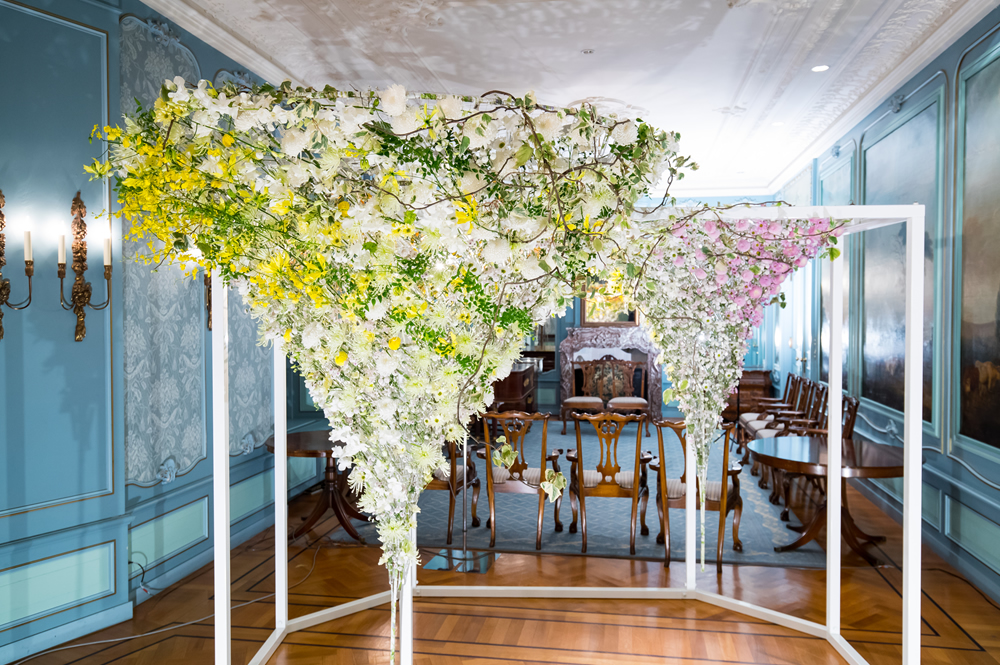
(546, 449, 563, 462)
(476, 448, 489, 460)
(639, 451, 653, 466)
(565, 449, 578, 462)
(727, 465, 743, 477)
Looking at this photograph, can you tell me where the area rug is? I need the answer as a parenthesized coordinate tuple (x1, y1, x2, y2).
(331, 422, 827, 568)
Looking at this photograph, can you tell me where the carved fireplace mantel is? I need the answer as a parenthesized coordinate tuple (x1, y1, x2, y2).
(559, 326, 663, 419)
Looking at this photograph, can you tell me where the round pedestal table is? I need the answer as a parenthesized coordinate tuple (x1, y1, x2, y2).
(747, 436, 906, 565)
(266, 430, 370, 541)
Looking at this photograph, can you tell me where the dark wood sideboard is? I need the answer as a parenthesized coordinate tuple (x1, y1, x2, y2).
(493, 362, 537, 413)
(721, 369, 773, 422)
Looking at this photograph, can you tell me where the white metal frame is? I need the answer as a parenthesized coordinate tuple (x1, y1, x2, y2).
(210, 205, 924, 665)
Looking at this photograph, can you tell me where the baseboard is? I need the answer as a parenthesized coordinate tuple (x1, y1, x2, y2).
(853, 479, 1000, 605)
(133, 509, 276, 606)
(0, 601, 133, 665)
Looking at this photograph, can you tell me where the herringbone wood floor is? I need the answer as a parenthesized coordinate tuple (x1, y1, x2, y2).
(36, 480, 1000, 665)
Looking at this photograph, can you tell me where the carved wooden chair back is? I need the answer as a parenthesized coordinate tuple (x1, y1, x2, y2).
(482, 411, 548, 483)
(568, 411, 650, 554)
(480, 411, 562, 549)
(843, 396, 860, 438)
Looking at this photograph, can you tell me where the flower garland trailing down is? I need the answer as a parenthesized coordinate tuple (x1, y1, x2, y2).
(90, 77, 843, 656)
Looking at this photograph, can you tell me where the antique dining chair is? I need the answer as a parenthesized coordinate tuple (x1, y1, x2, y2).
(604, 358, 652, 436)
(477, 411, 564, 549)
(776, 394, 860, 521)
(737, 374, 804, 444)
(744, 379, 820, 486)
(645, 420, 742, 574)
(560, 358, 606, 435)
(567, 412, 651, 554)
(425, 437, 481, 544)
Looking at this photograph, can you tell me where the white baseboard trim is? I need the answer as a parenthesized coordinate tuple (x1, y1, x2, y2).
(0, 601, 133, 665)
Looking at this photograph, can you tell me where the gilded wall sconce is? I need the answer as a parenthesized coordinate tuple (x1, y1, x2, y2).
(58, 192, 111, 342)
(0, 189, 35, 341)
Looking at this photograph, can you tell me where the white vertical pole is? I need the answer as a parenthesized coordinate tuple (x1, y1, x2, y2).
(903, 208, 925, 664)
(685, 426, 696, 591)
(826, 247, 844, 638)
(211, 271, 231, 664)
(400, 526, 416, 664)
(273, 339, 289, 629)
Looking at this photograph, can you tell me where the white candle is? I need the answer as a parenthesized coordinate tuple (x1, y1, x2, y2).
(103, 238, 111, 266)
(24, 231, 32, 262)
(58, 235, 66, 264)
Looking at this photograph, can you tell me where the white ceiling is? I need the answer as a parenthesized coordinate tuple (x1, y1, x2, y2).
(144, 0, 996, 196)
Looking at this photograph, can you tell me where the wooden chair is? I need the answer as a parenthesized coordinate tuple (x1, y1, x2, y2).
(477, 411, 564, 549)
(425, 437, 481, 544)
(645, 421, 742, 574)
(737, 374, 805, 463)
(744, 379, 819, 486)
(603, 358, 652, 436)
(560, 359, 606, 435)
(777, 395, 860, 521)
(567, 412, 650, 554)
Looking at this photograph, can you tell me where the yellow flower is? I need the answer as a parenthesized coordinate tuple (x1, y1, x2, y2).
(388, 336, 401, 350)
(335, 350, 349, 366)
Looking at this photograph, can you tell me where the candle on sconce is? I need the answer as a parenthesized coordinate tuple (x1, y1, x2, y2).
(58, 235, 66, 264)
(103, 238, 111, 266)
(23, 231, 32, 262)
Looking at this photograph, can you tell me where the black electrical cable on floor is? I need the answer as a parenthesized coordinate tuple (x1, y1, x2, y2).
(12, 539, 326, 665)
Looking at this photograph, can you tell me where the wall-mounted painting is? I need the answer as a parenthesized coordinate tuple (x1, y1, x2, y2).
(960, 54, 1000, 447)
(861, 102, 937, 422)
(580, 294, 638, 327)
(818, 157, 852, 387)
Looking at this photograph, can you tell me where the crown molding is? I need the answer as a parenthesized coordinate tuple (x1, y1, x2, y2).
(137, 0, 302, 86)
(758, 0, 998, 195)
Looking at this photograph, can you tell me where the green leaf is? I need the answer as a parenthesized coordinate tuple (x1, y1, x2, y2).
(662, 388, 674, 404)
(515, 143, 533, 167)
(460, 136, 470, 153)
(828, 247, 841, 261)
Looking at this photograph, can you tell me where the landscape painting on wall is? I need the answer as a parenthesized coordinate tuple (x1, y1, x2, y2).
(861, 103, 937, 422)
(960, 55, 1000, 448)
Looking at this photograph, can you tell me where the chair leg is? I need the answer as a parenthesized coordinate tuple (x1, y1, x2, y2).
(553, 493, 563, 532)
(781, 474, 793, 522)
(732, 498, 744, 552)
(580, 492, 588, 554)
(535, 491, 545, 550)
(630, 490, 639, 555)
(569, 487, 579, 534)
(654, 491, 665, 545)
(471, 480, 481, 528)
(561, 408, 568, 436)
(757, 461, 768, 488)
(639, 490, 649, 536)
(488, 486, 497, 548)
(446, 488, 456, 546)
(716, 509, 725, 576)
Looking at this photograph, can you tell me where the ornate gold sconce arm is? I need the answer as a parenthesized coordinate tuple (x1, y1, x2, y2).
(0, 189, 34, 341)
(57, 192, 111, 342)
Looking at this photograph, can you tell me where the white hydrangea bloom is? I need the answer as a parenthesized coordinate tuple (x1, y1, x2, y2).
(379, 84, 408, 117)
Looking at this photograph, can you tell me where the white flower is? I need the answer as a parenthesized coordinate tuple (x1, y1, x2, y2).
(379, 84, 408, 117)
(280, 127, 311, 157)
(534, 113, 564, 142)
(301, 323, 324, 349)
(365, 299, 389, 321)
(437, 95, 463, 120)
(167, 76, 190, 102)
(459, 172, 485, 195)
(284, 163, 310, 188)
(611, 120, 638, 145)
(482, 237, 511, 265)
(519, 254, 545, 279)
(390, 106, 422, 135)
(463, 115, 498, 149)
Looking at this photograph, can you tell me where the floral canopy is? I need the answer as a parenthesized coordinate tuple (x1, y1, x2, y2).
(91, 78, 842, 652)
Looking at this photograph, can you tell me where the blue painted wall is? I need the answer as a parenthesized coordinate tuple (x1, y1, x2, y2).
(0, 1, 321, 661)
(777, 4, 1000, 603)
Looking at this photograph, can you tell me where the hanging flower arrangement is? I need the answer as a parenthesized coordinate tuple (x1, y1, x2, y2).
(89, 77, 842, 656)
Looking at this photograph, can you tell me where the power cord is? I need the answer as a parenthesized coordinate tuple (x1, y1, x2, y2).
(12, 538, 325, 665)
(128, 560, 169, 596)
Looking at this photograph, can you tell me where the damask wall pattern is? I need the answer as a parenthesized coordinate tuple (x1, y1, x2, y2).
(121, 17, 274, 483)
(228, 295, 274, 455)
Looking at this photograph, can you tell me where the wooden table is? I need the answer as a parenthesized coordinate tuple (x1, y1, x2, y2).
(266, 430, 369, 542)
(747, 436, 905, 565)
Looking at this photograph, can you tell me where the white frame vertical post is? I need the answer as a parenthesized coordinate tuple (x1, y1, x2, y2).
(274, 340, 289, 630)
(685, 421, 697, 592)
(218, 205, 923, 665)
(902, 207, 925, 663)
(211, 271, 231, 664)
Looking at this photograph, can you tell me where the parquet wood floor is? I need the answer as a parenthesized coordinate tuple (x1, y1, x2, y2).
(31, 481, 1000, 665)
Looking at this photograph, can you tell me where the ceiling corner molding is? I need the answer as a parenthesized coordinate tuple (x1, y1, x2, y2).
(764, 0, 999, 194)
(138, 0, 303, 86)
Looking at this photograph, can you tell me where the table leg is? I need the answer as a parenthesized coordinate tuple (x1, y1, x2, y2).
(323, 458, 364, 541)
(291, 481, 331, 540)
(334, 465, 370, 523)
(842, 480, 885, 543)
(840, 506, 882, 566)
(775, 502, 827, 552)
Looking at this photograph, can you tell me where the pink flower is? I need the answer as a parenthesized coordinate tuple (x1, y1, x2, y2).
(691, 267, 707, 280)
(693, 249, 706, 261)
(795, 255, 809, 267)
(741, 269, 754, 282)
(673, 255, 685, 267)
(736, 238, 751, 252)
(832, 224, 846, 238)
(750, 285, 763, 299)
(704, 220, 721, 240)
(716, 272, 727, 285)
(735, 219, 750, 232)
(734, 295, 747, 307)
(769, 222, 782, 235)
